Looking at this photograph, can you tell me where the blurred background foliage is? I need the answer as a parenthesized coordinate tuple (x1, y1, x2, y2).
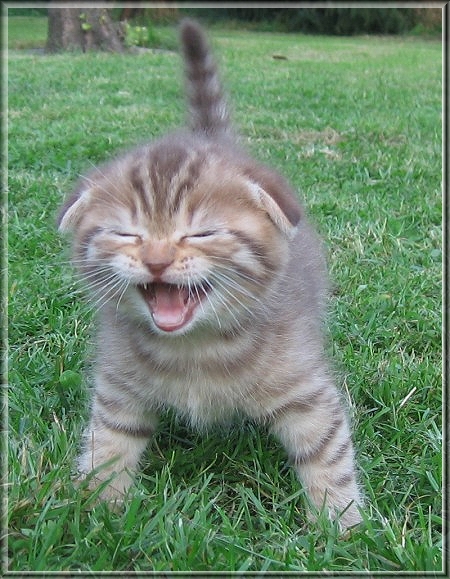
(7, 6, 442, 38)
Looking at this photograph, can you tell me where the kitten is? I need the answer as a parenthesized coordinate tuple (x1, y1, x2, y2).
(58, 19, 362, 529)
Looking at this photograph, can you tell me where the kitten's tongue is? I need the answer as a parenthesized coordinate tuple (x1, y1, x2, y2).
(143, 283, 195, 332)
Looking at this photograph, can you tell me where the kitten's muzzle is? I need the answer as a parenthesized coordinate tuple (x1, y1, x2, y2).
(141, 242, 176, 278)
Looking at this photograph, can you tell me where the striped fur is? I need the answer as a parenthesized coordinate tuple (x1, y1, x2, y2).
(58, 19, 362, 529)
(180, 19, 231, 137)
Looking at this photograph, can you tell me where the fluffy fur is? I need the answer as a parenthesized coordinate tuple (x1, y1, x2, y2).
(58, 19, 362, 528)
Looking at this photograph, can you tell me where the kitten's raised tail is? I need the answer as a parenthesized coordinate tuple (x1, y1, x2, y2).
(179, 19, 232, 138)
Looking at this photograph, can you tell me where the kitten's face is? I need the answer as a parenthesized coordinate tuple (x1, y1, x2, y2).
(59, 137, 299, 335)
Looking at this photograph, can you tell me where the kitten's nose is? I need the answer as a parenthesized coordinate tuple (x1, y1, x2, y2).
(141, 241, 175, 278)
(145, 260, 173, 276)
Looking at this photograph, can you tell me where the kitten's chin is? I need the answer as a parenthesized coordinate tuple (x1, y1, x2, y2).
(138, 282, 205, 333)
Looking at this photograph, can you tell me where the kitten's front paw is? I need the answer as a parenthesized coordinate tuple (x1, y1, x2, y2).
(337, 502, 363, 531)
(305, 495, 363, 532)
(75, 469, 133, 507)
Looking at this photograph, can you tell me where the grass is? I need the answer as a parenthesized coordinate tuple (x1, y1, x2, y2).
(6, 14, 48, 50)
(6, 15, 443, 574)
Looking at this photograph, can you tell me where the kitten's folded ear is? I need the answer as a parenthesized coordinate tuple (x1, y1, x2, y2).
(243, 165, 303, 238)
(57, 187, 91, 233)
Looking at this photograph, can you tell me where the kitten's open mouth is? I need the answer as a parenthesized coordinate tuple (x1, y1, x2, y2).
(138, 282, 207, 332)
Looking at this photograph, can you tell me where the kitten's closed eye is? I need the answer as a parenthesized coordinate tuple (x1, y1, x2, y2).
(110, 231, 142, 241)
(188, 230, 218, 239)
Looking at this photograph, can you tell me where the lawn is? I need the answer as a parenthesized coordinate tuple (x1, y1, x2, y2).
(6, 14, 442, 574)
(6, 14, 48, 49)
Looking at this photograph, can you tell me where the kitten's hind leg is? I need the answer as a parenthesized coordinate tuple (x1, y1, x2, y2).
(269, 381, 362, 529)
(77, 390, 158, 502)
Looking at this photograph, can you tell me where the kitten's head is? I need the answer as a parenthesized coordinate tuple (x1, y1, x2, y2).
(58, 20, 303, 336)
(58, 134, 302, 336)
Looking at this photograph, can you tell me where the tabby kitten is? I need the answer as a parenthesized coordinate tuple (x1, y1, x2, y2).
(58, 19, 362, 528)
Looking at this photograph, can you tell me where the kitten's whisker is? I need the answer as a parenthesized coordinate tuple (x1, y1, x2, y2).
(85, 285, 121, 309)
(212, 271, 263, 305)
(202, 287, 223, 330)
(115, 280, 131, 312)
(67, 256, 110, 268)
(208, 257, 267, 288)
(79, 173, 121, 199)
(203, 278, 244, 331)
(76, 264, 114, 277)
(84, 282, 119, 301)
(85, 161, 125, 199)
(89, 278, 128, 312)
(72, 262, 117, 277)
(195, 286, 206, 315)
(210, 255, 295, 287)
(80, 171, 129, 211)
(208, 274, 257, 317)
(191, 278, 206, 316)
(75, 188, 130, 217)
(79, 273, 120, 292)
(77, 269, 117, 282)
(83, 274, 124, 301)
(57, 286, 88, 301)
(197, 277, 222, 329)
(56, 258, 87, 266)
